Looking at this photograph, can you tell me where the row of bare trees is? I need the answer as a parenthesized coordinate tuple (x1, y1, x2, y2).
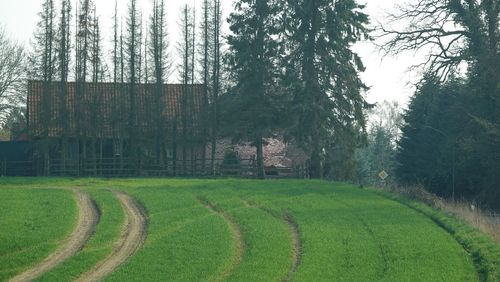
(28, 0, 223, 175)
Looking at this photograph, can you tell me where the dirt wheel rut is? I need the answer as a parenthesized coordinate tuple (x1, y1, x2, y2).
(242, 199, 302, 282)
(283, 213, 302, 282)
(196, 196, 244, 282)
(76, 191, 147, 282)
(10, 190, 99, 282)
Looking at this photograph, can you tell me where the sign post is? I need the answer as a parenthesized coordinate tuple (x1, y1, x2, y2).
(379, 170, 389, 187)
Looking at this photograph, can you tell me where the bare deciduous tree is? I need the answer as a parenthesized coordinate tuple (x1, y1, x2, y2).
(149, 0, 172, 165)
(210, 0, 222, 175)
(177, 4, 195, 175)
(0, 27, 25, 125)
(126, 0, 142, 167)
(379, 0, 499, 81)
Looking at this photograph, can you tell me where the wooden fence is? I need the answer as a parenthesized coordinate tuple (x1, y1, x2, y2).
(0, 160, 35, 176)
(0, 157, 309, 179)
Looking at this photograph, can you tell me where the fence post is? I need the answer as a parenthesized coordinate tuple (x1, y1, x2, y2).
(2, 159, 6, 176)
(47, 157, 51, 177)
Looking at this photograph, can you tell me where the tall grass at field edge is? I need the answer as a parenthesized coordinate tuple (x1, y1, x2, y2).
(379, 185, 500, 242)
(372, 188, 500, 282)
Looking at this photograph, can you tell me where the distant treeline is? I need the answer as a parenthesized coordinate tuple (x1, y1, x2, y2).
(370, 0, 499, 209)
(26, 0, 371, 179)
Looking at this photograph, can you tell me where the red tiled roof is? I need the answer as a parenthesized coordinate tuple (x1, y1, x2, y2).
(28, 81, 205, 140)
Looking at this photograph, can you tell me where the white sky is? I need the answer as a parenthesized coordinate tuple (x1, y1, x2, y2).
(0, 0, 423, 107)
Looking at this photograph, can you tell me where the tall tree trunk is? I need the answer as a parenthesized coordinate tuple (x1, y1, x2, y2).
(201, 0, 209, 174)
(190, 7, 196, 175)
(309, 136, 322, 179)
(256, 135, 265, 179)
(112, 0, 119, 171)
(172, 119, 178, 176)
(127, 0, 141, 173)
(76, 0, 92, 176)
(180, 5, 191, 176)
(210, 0, 220, 176)
(42, 0, 55, 176)
(58, 0, 71, 175)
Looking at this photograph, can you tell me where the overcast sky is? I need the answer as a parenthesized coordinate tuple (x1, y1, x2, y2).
(0, 0, 422, 107)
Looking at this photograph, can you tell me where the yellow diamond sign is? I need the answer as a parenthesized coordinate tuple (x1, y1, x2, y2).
(379, 170, 389, 180)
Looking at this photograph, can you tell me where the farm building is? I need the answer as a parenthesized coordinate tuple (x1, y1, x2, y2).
(211, 138, 308, 169)
(27, 80, 206, 176)
(0, 81, 308, 177)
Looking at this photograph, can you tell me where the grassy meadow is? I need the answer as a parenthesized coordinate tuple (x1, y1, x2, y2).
(0, 178, 498, 281)
(0, 188, 77, 281)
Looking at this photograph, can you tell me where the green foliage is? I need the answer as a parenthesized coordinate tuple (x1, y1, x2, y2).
(396, 75, 500, 208)
(125, 0, 142, 84)
(225, 0, 285, 178)
(354, 101, 401, 186)
(28, 0, 56, 82)
(356, 126, 397, 186)
(325, 125, 362, 181)
(224, 0, 371, 179)
(222, 151, 240, 165)
(384, 0, 500, 208)
(281, 0, 371, 178)
(226, 0, 282, 132)
(148, 0, 171, 84)
(0, 107, 26, 140)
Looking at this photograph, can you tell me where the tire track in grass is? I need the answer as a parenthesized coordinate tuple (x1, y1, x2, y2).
(242, 199, 302, 282)
(335, 198, 389, 280)
(375, 191, 487, 281)
(196, 195, 244, 282)
(76, 191, 148, 282)
(10, 190, 99, 282)
(283, 213, 302, 282)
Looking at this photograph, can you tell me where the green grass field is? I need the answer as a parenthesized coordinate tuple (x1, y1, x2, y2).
(0, 178, 498, 281)
(0, 188, 77, 281)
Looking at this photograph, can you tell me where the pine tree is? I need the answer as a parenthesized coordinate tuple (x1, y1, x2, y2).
(282, 0, 370, 178)
(118, 19, 125, 165)
(110, 0, 122, 164)
(149, 0, 171, 165)
(210, 0, 222, 175)
(125, 0, 142, 167)
(397, 76, 475, 200)
(57, 0, 72, 171)
(75, 0, 93, 83)
(29, 0, 57, 82)
(143, 29, 148, 84)
(227, 0, 282, 178)
(198, 0, 214, 171)
(120, 23, 125, 84)
(29, 0, 57, 175)
(189, 5, 197, 174)
(112, 0, 119, 84)
(90, 7, 103, 173)
(75, 0, 95, 168)
(177, 4, 195, 175)
(382, 0, 500, 207)
(137, 18, 144, 83)
(149, 0, 171, 84)
(57, 0, 71, 84)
